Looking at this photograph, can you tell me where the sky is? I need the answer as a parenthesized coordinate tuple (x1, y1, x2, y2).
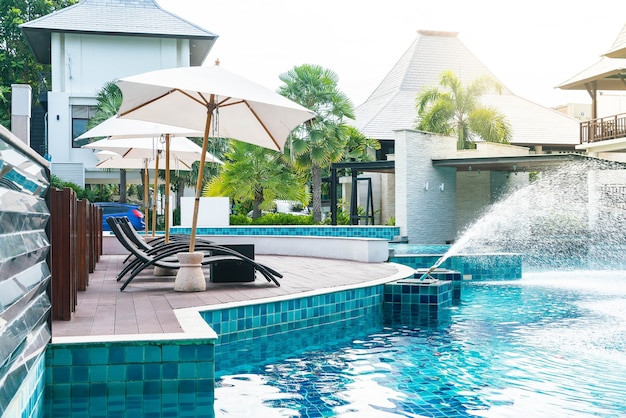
(157, 0, 626, 109)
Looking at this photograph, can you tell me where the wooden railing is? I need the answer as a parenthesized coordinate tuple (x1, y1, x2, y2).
(48, 187, 102, 320)
(580, 113, 626, 143)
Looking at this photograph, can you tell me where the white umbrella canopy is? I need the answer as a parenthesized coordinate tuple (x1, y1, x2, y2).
(86, 137, 221, 238)
(94, 150, 194, 170)
(75, 115, 202, 141)
(95, 150, 195, 236)
(117, 65, 315, 151)
(116, 64, 316, 252)
(84, 136, 222, 164)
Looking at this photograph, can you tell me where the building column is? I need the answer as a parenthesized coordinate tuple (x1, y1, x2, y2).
(395, 130, 457, 244)
(11, 84, 32, 146)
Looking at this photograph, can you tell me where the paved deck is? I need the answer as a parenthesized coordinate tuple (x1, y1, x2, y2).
(52, 254, 409, 339)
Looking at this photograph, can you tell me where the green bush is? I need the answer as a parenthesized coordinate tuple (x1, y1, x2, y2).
(50, 174, 112, 201)
(230, 213, 314, 225)
(252, 213, 314, 225)
(230, 214, 253, 225)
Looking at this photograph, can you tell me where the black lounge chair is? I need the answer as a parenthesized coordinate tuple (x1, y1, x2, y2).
(115, 217, 213, 263)
(107, 217, 282, 290)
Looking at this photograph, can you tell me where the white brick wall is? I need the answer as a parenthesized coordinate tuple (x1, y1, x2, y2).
(395, 130, 457, 244)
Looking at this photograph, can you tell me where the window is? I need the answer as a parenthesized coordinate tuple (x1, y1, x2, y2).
(71, 105, 98, 148)
(376, 140, 394, 161)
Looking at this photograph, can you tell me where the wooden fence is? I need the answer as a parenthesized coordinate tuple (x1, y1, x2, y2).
(48, 187, 102, 321)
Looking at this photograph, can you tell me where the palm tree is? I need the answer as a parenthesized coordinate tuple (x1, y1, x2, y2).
(278, 64, 354, 223)
(415, 70, 512, 150)
(203, 141, 309, 219)
(343, 126, 380, 162)
(167, 135, 227, 214)
(88, 81, 127, 202)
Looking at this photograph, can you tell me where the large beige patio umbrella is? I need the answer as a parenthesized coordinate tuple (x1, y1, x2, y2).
(84, 136, 221, 239)
(116, 64, 316, 254)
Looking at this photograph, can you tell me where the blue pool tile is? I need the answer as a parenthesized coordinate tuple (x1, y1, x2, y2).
(108, 364, 125, 381)
(144, 345, 161, 363)
(143, 363, 161, 380)
(125, 346, 144, 363)
(72, 383, 89, 398)
(72, 365, 89, 383)
(108, 347, 125, 364)
(162, 345, 179, 362)
(52, 367, 70, 384)
(71, 348, 89, 365)
(162, 363, 178, 380)
(89, 347, 109, 365)
(126, 364, 143, 381)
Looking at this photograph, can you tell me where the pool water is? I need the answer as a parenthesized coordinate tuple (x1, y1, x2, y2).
(213, 270, 626, 417)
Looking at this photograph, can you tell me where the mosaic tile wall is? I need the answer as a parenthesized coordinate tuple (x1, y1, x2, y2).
(384, 278, 453, 313)
(44, 338, 216, 418)
(200, 285, 385, 372)
(171, 225, 400, 241)
(389, 253, 522, 281)
(0, 127, 51, 418)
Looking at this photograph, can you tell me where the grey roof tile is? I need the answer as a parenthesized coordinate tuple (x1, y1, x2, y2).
(20, 0, 217, 65)
(354, 30, 580, 147)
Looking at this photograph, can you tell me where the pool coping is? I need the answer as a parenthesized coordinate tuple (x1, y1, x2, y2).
(49, 262, 415, 346)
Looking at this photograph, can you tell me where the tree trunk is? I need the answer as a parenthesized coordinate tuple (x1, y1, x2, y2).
(175, 180, 184, 212)
(252, 190, 263, 219)
(119, 169, 127, 203)
(312, 164, 322, 223)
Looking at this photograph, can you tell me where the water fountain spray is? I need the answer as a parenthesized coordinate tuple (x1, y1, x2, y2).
(416, 159, 626, 277)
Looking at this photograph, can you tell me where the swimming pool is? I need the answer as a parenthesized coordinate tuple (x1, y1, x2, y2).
(213, 270, 626, 417)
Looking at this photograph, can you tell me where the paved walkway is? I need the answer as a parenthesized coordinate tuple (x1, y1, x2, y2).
(52, 254, 408, 338)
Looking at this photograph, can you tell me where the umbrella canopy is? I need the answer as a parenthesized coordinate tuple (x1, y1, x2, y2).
(117, 65, 315, 151)
(94, 150, 194, 171)
(79, 116, 221, 240)
(84, 136, 222, 164)
(86, 136, 221, 238)
(116, 64, 316, 251)
(75, 115, 202, 140)
(95, 150, 195, 235)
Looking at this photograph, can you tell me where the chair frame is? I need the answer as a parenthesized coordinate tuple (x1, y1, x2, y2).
(107, 217, 281, 290)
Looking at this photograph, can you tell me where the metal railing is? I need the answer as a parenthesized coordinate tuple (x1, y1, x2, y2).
(580, 113, 626, 143)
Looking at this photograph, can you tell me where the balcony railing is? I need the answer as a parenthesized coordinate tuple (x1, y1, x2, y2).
(580, 113, 626, 143)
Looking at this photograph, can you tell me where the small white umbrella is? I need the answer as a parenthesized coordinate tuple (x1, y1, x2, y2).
(94, 150, 194, 171)
(116, 64, 316, 253)
(95, 150, 195, 236)
(87, 136, 222, 237)
(78, 117, 220, 241)
(84, 136, 221, 164)
(75, 115, 202, 140)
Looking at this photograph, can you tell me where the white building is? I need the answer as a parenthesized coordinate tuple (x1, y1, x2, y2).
(20, 0, 217, 186)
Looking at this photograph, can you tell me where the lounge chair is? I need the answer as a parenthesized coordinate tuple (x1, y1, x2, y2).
(106, 217, 282, 290)
(114, 216, 213, 262)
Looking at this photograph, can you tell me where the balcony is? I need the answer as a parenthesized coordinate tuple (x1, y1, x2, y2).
(580, 113, 626, 143)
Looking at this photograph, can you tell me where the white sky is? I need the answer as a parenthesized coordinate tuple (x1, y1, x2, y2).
(157, 0, 626, 109)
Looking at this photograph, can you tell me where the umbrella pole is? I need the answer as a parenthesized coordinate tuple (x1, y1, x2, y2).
(143, 160, 149, 236)
(189, 96, 215, 253)
(152, 153, 160, 237)
(164, 134, 171, 243)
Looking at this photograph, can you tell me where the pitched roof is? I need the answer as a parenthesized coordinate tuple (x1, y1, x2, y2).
(20, 0, 218, 66)
(604, 23, 626, 58)
(557, 56, 626, 91)
(354, 30, 580, 147)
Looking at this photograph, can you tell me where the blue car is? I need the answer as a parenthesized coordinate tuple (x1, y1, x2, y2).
(95, 202, 145, 232)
